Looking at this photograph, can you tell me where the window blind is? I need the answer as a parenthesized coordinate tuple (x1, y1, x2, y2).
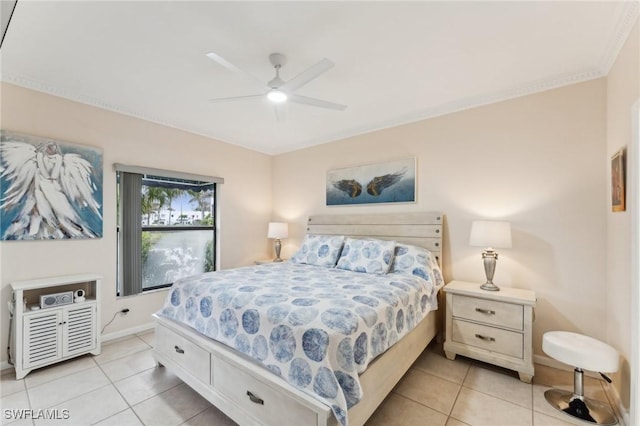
(120, 172, 143, 296)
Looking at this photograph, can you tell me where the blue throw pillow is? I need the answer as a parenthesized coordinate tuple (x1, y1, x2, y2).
(390, 243, 442, 285)
(290, 234, 345, 267)
(335, 238, 396, 274)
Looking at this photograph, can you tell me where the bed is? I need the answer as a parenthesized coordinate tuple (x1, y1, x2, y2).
(152, 212, 444, 426)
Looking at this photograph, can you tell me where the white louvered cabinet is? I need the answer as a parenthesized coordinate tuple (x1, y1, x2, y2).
(10, 274, 101, 379)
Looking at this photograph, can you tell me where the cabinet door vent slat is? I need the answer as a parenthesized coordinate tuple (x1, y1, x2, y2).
(64, 305, 95, 356)
(24, 313, 60, 369)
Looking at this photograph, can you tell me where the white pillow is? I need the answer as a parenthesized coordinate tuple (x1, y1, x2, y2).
(335, 238, 396, 274)
(290, 234, 345, 267)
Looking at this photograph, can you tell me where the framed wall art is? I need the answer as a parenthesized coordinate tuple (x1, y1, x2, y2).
(611, 147, 626, 212)
(326, 157, 416, 206)
(0, 130, 103, 240)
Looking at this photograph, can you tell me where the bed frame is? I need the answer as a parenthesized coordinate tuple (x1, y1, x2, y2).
(152, 212, 444, 426)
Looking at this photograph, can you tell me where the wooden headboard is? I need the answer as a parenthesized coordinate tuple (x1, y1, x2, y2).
(306, 212, 444, 267)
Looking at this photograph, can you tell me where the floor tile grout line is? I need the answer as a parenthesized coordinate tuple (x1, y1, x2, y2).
(22, 356, 99, 391)
(91, 333, 155, 425)
(93, 349, 174, 426)
(93, 355, 144, 425)
(94, 338, 154, 368)
(130, 381, 209, 426)
(88, 407, 131, 426)
(26, 366, 110, 411)
(459, 380, 534, 411)
(397, 364, 470, 418)
(177, 401, 215, 426)
(445, 359, 472, 424)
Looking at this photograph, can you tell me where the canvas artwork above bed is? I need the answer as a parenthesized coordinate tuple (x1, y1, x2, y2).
(157, 232, 443, 426)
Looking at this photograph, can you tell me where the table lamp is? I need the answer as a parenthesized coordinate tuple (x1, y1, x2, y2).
(267, 222, 288, 262)
(469, 220, 512, 291)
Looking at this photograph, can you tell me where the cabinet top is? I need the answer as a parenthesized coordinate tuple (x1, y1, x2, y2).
(11, 273, 102, 291)
(444, 280, 536, 305)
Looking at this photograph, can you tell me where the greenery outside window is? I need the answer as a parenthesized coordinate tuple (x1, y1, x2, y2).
(116, 164, 223, 296)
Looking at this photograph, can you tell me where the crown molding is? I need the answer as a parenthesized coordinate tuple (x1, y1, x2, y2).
(599, 1, 640, 74)
(0, 72, 262, 153)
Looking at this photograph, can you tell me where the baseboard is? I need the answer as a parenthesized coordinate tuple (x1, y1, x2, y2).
(533, 354, 600, 378)
(1, 360, 14, 373)
(534, 354, 630, 425)
(1, 322, 155, 374)
(101, 322, 155, 343)
(603, 379, 630, 426)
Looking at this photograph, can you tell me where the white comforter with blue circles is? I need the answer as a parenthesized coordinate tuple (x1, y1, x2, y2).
(158, 261, 438, 426)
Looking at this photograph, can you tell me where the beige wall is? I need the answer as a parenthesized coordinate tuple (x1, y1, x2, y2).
(606, 19, 639, 411)
(0, 83, 273, 364)
(273, 78, 608, 360)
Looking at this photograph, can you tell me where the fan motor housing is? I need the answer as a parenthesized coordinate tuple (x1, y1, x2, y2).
(269, 53, 286, 68)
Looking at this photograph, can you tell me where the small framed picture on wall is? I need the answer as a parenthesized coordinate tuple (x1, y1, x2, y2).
(611, 147, 626, 212)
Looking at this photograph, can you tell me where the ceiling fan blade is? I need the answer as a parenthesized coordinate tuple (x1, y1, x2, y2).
(279, 58, 334, 93)
(289, 94, 347, 111)
(209, 94, 264, 103)
(205, 52, 267, 91)
(273, 105, 285, 122)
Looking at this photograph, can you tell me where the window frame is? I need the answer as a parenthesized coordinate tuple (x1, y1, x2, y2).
(115, 164, 223, 296)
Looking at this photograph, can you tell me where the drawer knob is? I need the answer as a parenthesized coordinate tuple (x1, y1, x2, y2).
(247, 390, 264, 405)
(475, 308, 496, 315)
(475, 333, 496, 342)
(174, 345, 185, 354)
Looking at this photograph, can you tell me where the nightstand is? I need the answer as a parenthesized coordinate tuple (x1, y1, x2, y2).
(443, 280, 536, 383)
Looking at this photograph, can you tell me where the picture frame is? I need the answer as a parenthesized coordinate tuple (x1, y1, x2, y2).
(326, 157, 416, 206)
(611, 147, 626, 212)
(0, 130, 104, 240)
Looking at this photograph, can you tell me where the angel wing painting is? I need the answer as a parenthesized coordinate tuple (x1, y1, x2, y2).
(326, 158, 416, 206)
(0, 131, 103, 240)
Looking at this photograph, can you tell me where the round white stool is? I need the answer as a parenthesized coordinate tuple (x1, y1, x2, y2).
(542, 331, 619, 425)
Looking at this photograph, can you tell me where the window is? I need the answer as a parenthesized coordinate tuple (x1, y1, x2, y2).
(115, 164, 223, 296)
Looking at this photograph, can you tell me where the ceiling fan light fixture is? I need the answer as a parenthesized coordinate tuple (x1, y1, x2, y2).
(267, 89, 287, 103)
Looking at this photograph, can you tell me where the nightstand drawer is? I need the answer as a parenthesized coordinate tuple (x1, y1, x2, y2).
(452, 294, 523, 330)
(451, 319, 523, 358)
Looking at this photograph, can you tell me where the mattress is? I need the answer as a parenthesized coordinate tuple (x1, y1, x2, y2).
(157, 261, 440, 425)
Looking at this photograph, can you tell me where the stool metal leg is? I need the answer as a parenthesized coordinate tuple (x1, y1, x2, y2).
(544, 368, 618, 425)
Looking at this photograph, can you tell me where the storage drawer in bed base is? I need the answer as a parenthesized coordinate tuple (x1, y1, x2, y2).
(151, 315, 333, 426)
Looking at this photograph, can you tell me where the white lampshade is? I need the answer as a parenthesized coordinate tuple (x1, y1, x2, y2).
(267, 222, 288, 239)
(469, 220, 512, 249)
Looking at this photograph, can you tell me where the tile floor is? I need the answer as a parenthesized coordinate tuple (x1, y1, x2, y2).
(0, 331, 620, 426)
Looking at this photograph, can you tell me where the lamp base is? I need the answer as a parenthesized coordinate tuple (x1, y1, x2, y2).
(479, 250, 500, 291)
(480, 282, 500, 291)
(273, 239, 283, 263)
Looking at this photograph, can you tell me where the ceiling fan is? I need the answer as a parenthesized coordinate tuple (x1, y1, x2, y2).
(206, 52, 347, 115)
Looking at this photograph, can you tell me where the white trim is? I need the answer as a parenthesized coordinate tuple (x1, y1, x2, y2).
(600, 2, 640, 74)
(113, 163, 224, 184)
(101, 322, 155, 343)
(630, 99, 640, 426)
(604, 378, 630, 426)
(533, 354, 601, 379)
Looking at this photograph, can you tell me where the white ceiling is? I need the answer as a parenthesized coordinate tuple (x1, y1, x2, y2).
(1, 1, 638, 155)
